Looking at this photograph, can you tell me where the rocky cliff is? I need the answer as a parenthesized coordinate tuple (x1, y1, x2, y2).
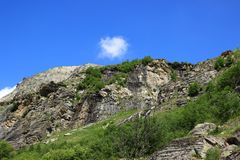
(0, 56, 219, 149)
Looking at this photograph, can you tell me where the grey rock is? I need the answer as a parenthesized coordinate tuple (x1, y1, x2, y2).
(149, 136, 226, 160)
(189, 122, 217, 136)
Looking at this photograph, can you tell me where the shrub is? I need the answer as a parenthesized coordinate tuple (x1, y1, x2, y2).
(208, 88, 240, 123)
(77, 67, 105, 93)
(85, 67, 102, 78)
(225, 56, 234, 67)
(170, 71, 177, 82)
(0, 140, 14, 159)
(116, 59, 142, 73)
(142, 56, 153, 66)
(103, 117, 163, 158)
(42, 149, 76, 160)
(205, 147, 221, 160)
(169, 62, 192, 70)
(188, 82, 201, 97)
(214, 57, 225, 71)
(217, 62, 240, 90)
(170, 62, 182, 70)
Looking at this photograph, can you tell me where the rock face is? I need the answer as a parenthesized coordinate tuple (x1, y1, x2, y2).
(0, 58, 219, 148)
(0, 66, 79, 103)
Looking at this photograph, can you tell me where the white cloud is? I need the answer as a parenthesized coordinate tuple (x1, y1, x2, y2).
(0, 86, 16, 99)
(99, 36, 128, 59)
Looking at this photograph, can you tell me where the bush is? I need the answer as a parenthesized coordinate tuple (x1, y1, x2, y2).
(103, 117, 163, 158)
(42, 149, 76, 160)
(217, 62, 240, 90)
(116, 59, 142, 73)
(77, 67, 105, 93)
(205, 147, 221, 160)
(170, 71, 177, 82)
(0, 140, 14, 159)
(188, 82, 201, 97)
(142, 56, 153, 66)
(225, 56, 234, 67)
(208, 88, 240, 123)
(214, 57, 225, 71)
(169, 62, 192, 70)
(85, 67, 102, 78)
(170, 62, 182, 70)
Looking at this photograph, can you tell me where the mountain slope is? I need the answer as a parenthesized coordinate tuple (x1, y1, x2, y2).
(0, 50, 240, 160)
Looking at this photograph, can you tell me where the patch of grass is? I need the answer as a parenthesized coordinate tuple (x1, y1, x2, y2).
(205, 147, 221, 160)
(0, 140, 15, 159)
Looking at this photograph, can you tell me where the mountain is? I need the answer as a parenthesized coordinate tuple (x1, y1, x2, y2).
(0, 50, 240, 160)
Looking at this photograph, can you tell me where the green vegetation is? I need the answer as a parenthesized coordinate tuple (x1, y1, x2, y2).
(102, 117, 163, 158)
(214, 57, 225, 71)
(115, 59, 142, 73)
(216, 62, 240, 90)
(142, 56, 154, 66)
(169, 61, 192, 70)
(225, 56, 234, 67)
(114, 56, 153, 73)
(78, 67, 105, 93)
(10, 110, 138, 160)
(0, 140, 14, 160)
(205, 147, 221, 160)
(214, 51, 238, 71)
(170, 71, 177, 82)
(188, 82, 201, 97)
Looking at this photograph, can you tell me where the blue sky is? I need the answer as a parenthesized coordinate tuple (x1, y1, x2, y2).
(0, 0, 240, 94)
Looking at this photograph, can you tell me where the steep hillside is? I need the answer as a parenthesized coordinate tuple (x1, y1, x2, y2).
(0, 50, 240, 160)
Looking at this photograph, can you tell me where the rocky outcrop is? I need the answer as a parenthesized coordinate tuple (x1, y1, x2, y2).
(189, 122, 217, 136)
(225, 151, 240, 160)
(158, 59, 217, 110)
(149, 122, 240, 160)
(0, 58, 219, 148)
(149, 136, 225, 160)
(0, 66, 79, 103)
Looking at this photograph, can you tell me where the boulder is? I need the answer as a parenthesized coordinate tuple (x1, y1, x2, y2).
(221, 145, 238, 159)
(224, 151, 240, 160)
(189, 122, 217, 136)
(149, 135, 226, 160)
